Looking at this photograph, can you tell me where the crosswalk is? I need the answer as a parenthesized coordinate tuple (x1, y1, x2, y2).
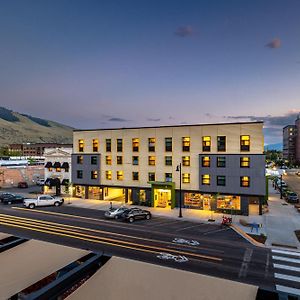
(271, 249, 300, 297)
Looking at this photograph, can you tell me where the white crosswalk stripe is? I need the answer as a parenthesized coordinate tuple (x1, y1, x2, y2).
(272, 249, 300, 258)
(272, 255, 300, 264)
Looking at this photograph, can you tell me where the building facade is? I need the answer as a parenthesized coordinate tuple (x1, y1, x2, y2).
(72, 122, 266, 215)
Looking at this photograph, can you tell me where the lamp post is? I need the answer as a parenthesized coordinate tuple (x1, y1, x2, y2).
(280, 174, 283, 199)
(176, 163, 183, 218)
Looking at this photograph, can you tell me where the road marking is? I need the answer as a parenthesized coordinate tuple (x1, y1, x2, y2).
(276, 285, 300, 296)
(203, 228, 230, 236)
(151, 219, 183, 227)
(238, 248, 253, 278)
(264, 252, 270, 278)
(272, 249, 300, 257)
(0, 215, 222, 262)
(275, 273, 300, 282)
(273, 263, 300, 273)
(272, 255, 300, 264)
(174, 223, 205, 232)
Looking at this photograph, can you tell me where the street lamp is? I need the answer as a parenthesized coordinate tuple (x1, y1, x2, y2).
(176, 163, 183, 218)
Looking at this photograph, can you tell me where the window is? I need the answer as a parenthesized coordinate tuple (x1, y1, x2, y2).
(117, 171, 123, 180)
(132, 172, 139, 181)
(217, 176, 226, 186)
(240, 135, 250, 151)
(106, 155, 112, 165)
(117, 156, 123, 165)
(202, 174, 210, 185)
(106, 139, 111, 152)
(165, 137, 172, 152)
(91, 156, 97, 165)
(91, 171, 98, 179)
(202, 156, 210, 167)
(182, 137, 190, 152)
(182, 156, 190, 166)
(78, 139, 84, 152)
(92, 139, 99, 152)
(182, 173, 190, 183)
(117, 139, 123, 152)
(217, 195, 241, 210)
(77, 170, 83, 179)
(202, 136, 211, 152)
(240, 157, 250, 168)
(240, 176, 250, 187)
(148, 156, 156, 166)
(165, 156, 172, 166)
(132, 138, 139, 152)
(132, 156, 139, 165)
(217, 136, 226, 152)
(77, 156, 83, 164)
(106, 171, 112, 180)
(148, 138, 155, 152)
(217, 157, 226, 168)
(148, 172, 155, 182)
(165, 173, 172, 182)
(56, 167, 61, 172)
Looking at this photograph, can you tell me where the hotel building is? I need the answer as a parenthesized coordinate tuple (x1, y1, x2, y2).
(72, 122, 266, 215)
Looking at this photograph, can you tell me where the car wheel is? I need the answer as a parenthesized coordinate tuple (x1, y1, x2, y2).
(114, 215, 119, 220)
(8, 201, 12, 205)
(129, 217, 134, 223)
(29, 203, 35, 209)
(145, 214, 151, 220)
(54, 201, 60, 207)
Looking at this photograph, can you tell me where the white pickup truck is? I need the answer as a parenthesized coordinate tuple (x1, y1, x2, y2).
(24, 195, 64, 209)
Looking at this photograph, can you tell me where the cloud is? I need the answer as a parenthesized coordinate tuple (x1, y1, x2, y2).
(147, 118, 161, 122)
(265, 38, 281, 49)
(107, 117, 130, 122)
(174, 26, 194, 37)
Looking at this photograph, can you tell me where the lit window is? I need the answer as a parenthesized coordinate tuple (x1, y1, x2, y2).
(202, 174, 210, 185)
(217, 157, 226, 167)
(91, 156, 97, 165)
(240, 176, 250, 187)
(182, 156, 190, 166)
(117, 156, 123, 165)
(217, 136, 226, 152)
(56, 167, 61, 172)
(117, 171, 123, 180)
(165, 137, 172, 152)
(106, 156, 112, 165)
(78, 139, 84, 152)
(202, 156, 210, 167)
(106, 171, 112, 180)
(182, 173, 190, 183)
(77, 156, 83, 164)
(92, 139, 99, 152)
(202, 136, 211, 152)
(148, 172, 155, 182)
(77, 170, 83, 179)
(240, 157, 250, 168)
(148, 138, 155, 152)
(148, 156, 156, 166)
(132, 156, 139, 165)
(217, 176, 226, 186)
(106, 139, 111, 152)
(132, 138, 139, 152)
(165, 173, 172, 182)
(117, 139, 123, 152)
(132, 172, 139, 181)
(165, 156, 172, 166)
(182, 137, 190, 152)
(217, 195, 241, 210)
(91, 171, 98, 179)
(240, 135, 250, 151)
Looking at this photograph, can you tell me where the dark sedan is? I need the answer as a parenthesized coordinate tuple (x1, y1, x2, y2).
(2, 194, 25, 205)
(0, 192, 15, 202)
(121, 208, 152, 223)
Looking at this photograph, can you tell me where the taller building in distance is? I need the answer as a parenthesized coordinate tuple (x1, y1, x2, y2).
(72, 121, 266, 216)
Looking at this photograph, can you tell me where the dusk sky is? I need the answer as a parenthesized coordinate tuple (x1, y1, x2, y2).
(0, 0, 300, 144)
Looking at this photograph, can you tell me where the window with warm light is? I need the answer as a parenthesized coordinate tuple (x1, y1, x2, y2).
(240, 135, 250, 151)
(117, 156, 123, 165)
(92, 139, 99, 152)
(117, 139, 123, 152)
(148, 172, 155, 182)
(106, 156, 112, 165)
(217, 157, 226, 167)
(77, 156, 83, 164)
(202, 136, 211, 152)
(117, 171, 123, 180)
(165, 137, 172, 152)
(182, 173, 190, 183)
(148, 138, 155, 152)
(165, 156, 172, 166)
(132, 171, 139, 181)
(202, 156, 210, 167)
(217, 195, 241, 210)
(106, 139, 111, 152)
(240, 157, 250, 168)
(132, 138, 139, 152)
(56, 167, 61, 172)
(165, 173, 172, 182)
(202, 174, 210, 185)
(78, 139, 84, 152)
(217, 136, 226, 152)
(91, 171, 98, 179)
(240, 176, 250, 187)
(182, 137, 190, 152)
(148, 156, 156, 166)
(132, 156, 139, 165)
(182, 156, 190, 166)
(106, 171, 112, 180)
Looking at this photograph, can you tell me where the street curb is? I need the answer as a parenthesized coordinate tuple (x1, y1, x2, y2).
(230, 224, 265, 248)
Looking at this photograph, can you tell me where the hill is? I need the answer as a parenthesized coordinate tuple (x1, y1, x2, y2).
(0, 107, 73, 146)
(264, 143, 282, 151)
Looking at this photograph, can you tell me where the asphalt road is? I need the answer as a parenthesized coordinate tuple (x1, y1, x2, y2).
(0, 202, 278, 292)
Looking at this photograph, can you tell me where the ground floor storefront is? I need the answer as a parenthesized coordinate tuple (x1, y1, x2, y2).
(72, 183, 265, 216)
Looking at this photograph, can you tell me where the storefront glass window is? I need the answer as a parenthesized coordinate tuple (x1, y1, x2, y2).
(217, 195, 241, 210)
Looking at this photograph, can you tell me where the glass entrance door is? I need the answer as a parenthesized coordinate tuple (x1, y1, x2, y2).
(154, 189, 171, 208)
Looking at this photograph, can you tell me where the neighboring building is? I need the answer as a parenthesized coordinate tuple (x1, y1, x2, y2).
(72, 122, 265, 215)
(44, 148, 72, 195)
(9, 143, 73, 156)
(283, 116, 300, 165)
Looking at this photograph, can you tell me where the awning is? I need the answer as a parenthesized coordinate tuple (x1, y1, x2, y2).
(45, 178, 61, 187)
(61, 162, 69, 169)
(62, 179, 70, 186)
(53, 162, 61, 168)
(45, 162, 52, 168)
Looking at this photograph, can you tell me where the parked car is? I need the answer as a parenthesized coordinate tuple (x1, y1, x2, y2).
(286, 192, 299, 203)
(18, 181, 28, 188)
(2, 194, 25, 205)
(296, 171, 300, 176)
(36, 179, 45, 186)
(24, 195, 64, 209)
(121, 208, 152, 223)
(0, 192, 14, 202)
(104, 206, 130, 219)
